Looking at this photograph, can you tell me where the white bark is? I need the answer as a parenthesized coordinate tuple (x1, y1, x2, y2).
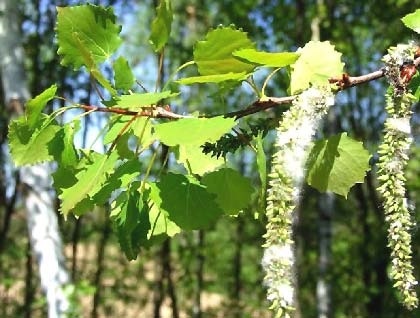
(0, 0, 71, 317)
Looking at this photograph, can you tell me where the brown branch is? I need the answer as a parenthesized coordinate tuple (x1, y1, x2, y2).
(71, 55, 420, 121)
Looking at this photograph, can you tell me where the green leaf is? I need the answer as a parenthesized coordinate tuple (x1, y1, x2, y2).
(176, 144, 225, 175)
(131, 117, 155, 150)
(154, 116, 236, 146)
(156, 173, 223, 230)
(201, 168, 254, 215)
(305, 133, 371, 198)
(111, 186, 150, 260)
(146, 182, 181, 239)
(71, 32, 117, 95)
(56, 4, 122, 69)
(60, 151, 119, 216)
(26, 85, 57, 129)
(104, 116, 128, 145)
(113, 56, 135, 91)
(233, 49, 299, 67)
(401, 9, 420, 34)
(290, 41, 344, 94)
(194, 26, 256, 75)
(94, 159, 142, 205)
(176, 72, 249, 85)
(149, 0, 173, 52)
(114, 133, 135, 159)
(53, 121, 80, 167)
(8, 116, 61, 166)
(115, 91, 178, 109)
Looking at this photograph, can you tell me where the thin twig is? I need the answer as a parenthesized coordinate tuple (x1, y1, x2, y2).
(62, 55, 420, 121)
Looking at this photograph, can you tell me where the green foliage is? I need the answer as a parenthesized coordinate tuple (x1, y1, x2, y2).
(176, 72, 249, 84)
(193, 26, 256, 76)
(26, 84, 57, 129)
(154, 116, 236, 146)
(7, 7, 411, 314)
(201, 168, 254, 215)
(233, 49, 299, 67)
(114, 91, 178, 109)
(111, 184, 150, 260)
(56, 4, 122, 69)
(156, 173, 224, 230)
(113, 57, 135, 91)
(8, 116, 61, 166)
(149, 0, 173, 52)
(59, 151, 119, 216)
(401, 9, 420, 34)
(305, 133, 371, 197)
(290, 41, 344, 94)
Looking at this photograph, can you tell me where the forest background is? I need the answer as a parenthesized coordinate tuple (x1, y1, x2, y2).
(0, 0, 420, 317)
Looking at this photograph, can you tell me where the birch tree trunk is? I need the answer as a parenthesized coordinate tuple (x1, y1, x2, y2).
(0, 0, 71, 316)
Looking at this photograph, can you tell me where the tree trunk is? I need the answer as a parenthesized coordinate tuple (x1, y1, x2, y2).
(0, 0, 71, 317)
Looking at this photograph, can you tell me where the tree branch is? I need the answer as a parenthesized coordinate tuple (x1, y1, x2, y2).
(71, 55, 420, 121)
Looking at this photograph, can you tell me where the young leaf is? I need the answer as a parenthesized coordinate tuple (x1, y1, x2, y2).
(154, 116, 236, 146)
(26, 85, 57, 129)
(176, 72, 249, 85)
(115, 91, 178, 109)
(201, 168, 254, 215)
(8, 116, 61, 166)
(113, 56, 135, 91)
(305, 133, 371, 198)
(290, 41, 344, 94)
(194, 26, 256, 75)
(60, 151, 119, 216)
(156, 173, 223, 230)
(149, 0, 173, 52)
(233, 49, 299, 68)
(176, 144, 225, 175)
(56, 4, 122, 69)
(401, 9, 420, 34)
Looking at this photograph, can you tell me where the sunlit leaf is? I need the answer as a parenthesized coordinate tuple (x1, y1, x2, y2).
(154, 116, 236, 146)
(306, 133, 371, 197)
(401, 9, 420, 34)
(60, 151, 119, 216)
(233, 49, 299, 67)
(290, 41, 344, 94)
(149, 0, 173, 52)
(194, 26, 256, 75)
(56, 4, 122, 69)
(176, 72, 249, 84)
(113, 56, 135, 91)
(156, 173, 223, 230)
(201, 168, 254, 215)
(116, 91, 178, 109)
(26, 85, 57, 129)
(176, 144, 225, 175)
(8, 116, 61, 166)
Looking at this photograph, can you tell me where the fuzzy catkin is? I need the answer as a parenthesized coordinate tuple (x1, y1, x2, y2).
(377, 43, 418, 309)
(263, 87, 334, 317)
